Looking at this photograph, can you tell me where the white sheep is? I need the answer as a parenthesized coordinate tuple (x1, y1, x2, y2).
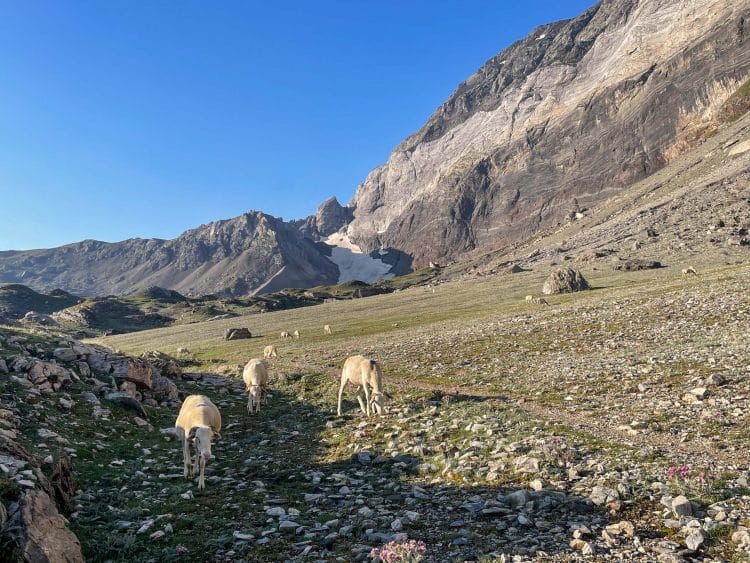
(263, 345, 278, 360)
(242, 359, 268, 414)
(681, 266, 697, 276)
(525, 295, 533, 303)
(337, 355, 385, 417)
(293, 329, 300, 339)
(280, 331, 291, 339)
(174, 394, 222, 490)
(323, 324, 333, 335)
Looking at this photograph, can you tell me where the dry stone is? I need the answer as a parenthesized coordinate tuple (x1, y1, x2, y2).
(542, 267, 590, 295)
(20, 489, 84, 563)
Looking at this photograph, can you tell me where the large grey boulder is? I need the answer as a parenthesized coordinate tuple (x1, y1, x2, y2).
(542, 268, 590, 295)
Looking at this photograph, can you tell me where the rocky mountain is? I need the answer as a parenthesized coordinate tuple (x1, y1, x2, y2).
(346, 0, 750, 266)
(0, 212, 340, 297)
(1, 0, 748, 296)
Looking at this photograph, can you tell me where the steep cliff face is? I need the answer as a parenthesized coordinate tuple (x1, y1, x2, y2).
(0, 212, 339, 297)
(347, 0, 750, 266)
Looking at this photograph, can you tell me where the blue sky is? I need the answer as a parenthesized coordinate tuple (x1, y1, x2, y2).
(0, 0, 594, 250)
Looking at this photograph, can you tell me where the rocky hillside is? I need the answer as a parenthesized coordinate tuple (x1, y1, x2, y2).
(346, 0, 750, 267)
(0, 212, 340, 298)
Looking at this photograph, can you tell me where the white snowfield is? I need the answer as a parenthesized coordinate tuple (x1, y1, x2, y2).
(324, 232, 395, 284)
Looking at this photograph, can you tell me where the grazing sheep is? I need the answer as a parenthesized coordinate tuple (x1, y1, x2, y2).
(293, 330, 300, 339)
(174, 395, 221, 490)
(263, 345, 278, 360)
(681, 266, 698, 276)
(533, 297, 549, 306)
(242, 359, 268, 414)
(525, 295, 534, 303)
(337, 355, 385, 417)
(280, 331, 291, 339)
(323, 324, 333, 335)
(177, 346, 190, 355)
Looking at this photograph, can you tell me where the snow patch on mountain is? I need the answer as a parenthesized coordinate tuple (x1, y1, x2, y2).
(324, 233, 395, 283)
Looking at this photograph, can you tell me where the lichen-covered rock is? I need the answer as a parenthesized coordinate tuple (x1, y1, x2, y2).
(542, 268, 590, 295)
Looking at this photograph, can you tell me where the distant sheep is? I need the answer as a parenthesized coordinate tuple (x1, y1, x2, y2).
(681, 266, 698, 276)
(263, 345, 278, 360)
(525, 295, 533, 303)
(174, 395, 221, 490)
(533, 297, 549, 306)
(293, 330, 300, 339)
(280, 331, 291, 339)
(242, 359, 268, 414)
(337, 355, 385, 417)
(323, 324, 333, 335)
(177, 347, 190, 355)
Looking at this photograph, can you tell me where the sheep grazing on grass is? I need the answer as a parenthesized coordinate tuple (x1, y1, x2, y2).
(682, 266, 698, 276)
(337, 355, 385, 417)
(323, 324, 333, 335)
(242, 359, 268, 414)
(533, 297, 549, 306)
(280, 331, 291, 339)
(177, 346, 190, 355)
(174, 395, 221, 490)
(293, 330, 300, 339)
(263, 345, 278, 360)
(525, 295, 533, 303)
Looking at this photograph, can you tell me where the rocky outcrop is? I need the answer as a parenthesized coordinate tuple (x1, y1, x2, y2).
(0, 211, 340, 298)
(346, 0, 750, 267)
(542, 267, 590, 295)
(295, 197, 354, 241)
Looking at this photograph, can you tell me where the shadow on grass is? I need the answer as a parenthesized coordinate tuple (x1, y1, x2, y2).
(69, 372, 610, 562)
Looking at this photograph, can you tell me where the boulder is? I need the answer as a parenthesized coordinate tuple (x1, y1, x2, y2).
(151, 375, 179, 403)
(52, 348, 77, 363)
(542, 267, 590, 295)
(119, 358, 158, 389)
(20, 489, 84, 563)
(224, 327, 252, 341)
(140, 351, 181, 377)
(27, 361, 72, 392)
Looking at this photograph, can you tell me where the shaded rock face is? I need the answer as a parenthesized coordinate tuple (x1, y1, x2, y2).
(21, 489, 84, 563)
(346, 0, 750, 267)
(542, 268, 590, 295)
(0, 211, 339, 298)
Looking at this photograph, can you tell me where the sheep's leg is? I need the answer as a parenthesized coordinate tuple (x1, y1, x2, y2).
(356, 389, 367, 415)
(198, 456, 205, 490)
(337, 377, 348, 416)
(247, 393, 252, 414)
(362, 384, 371, 417)
(182, 438, 191, 478)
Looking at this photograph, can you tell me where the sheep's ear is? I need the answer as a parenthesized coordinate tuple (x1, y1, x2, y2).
(213, 431, 221, 441)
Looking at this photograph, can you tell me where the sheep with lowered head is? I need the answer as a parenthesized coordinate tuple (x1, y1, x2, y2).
(243, 358, 268, 414)
(174, 394, 221, 490)
(337, 355, 385, 417)
(263, 345, 278, 360)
